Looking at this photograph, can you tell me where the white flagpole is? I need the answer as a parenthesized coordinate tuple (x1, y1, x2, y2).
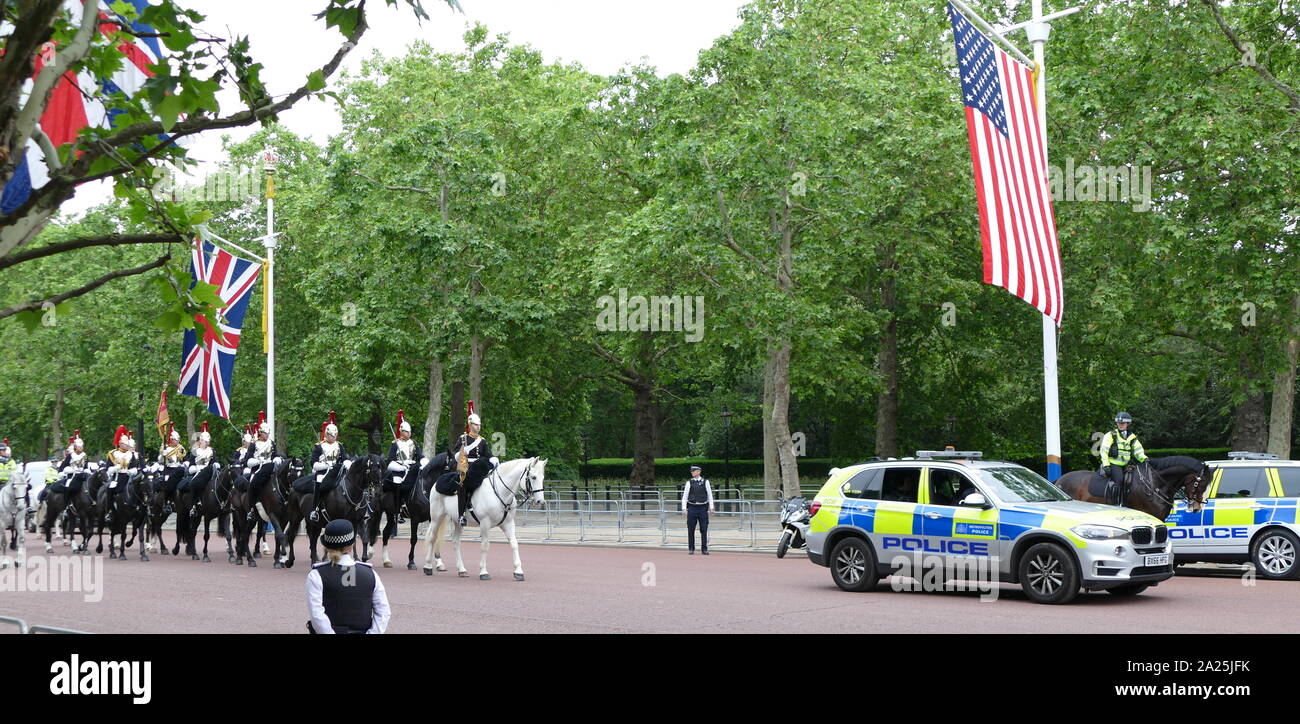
(263, 150, 278, 438)
(1028, 0, 1062, 481)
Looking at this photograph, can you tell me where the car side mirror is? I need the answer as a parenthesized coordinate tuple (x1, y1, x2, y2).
(960, 493, 990, 508)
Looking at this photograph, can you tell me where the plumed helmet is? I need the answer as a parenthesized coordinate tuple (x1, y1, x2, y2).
(0, 438, 9, 453)
(257, 411, 269, 436)
(198, 421, 211, 444)
(168, 423, 180, 442)
(114, 425, 130, 448)
(468, 413, 481, 426)
(321, 411, 337, 441)
(242, 425, 253, 444)
(70, 430, 83, 449)
(396, 409, 411, 437)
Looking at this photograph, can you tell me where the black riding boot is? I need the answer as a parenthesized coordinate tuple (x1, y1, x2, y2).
(311, 481, 323, 522)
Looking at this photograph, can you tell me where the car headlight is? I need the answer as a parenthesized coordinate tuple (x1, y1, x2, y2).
(1072, 524, 1130, 540)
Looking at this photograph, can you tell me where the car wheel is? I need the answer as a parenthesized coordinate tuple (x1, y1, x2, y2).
(1018, 542, 1080, 604)
(776, 529, 792, 559)
(1251, 529, 1300, 580)
(829, 537, 879, 593)
(1105, 583, 1150, 597)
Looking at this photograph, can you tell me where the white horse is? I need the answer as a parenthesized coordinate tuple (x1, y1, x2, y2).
(422, 457, 546, 580)
(0, 467, 29, 569)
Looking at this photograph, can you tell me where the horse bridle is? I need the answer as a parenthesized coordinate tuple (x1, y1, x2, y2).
(1140, 463, 1209, 512)
(480, 458, 544, 526)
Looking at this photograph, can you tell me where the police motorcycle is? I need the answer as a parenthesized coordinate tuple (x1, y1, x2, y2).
(776, 496, 811, 558)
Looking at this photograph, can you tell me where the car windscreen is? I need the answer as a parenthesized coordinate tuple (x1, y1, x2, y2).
(976, 466, 1071, 503)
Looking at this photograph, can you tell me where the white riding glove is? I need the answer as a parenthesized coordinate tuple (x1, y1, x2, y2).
(313, 461, 329, 473)
(387, 461, 405, 473)
(187, 465, 198, 475)
(420, 457, 429, 467)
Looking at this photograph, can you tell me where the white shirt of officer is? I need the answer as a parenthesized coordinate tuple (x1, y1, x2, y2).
(305, 553, 391, 634)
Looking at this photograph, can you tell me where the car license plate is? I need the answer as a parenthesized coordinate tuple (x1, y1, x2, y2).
(1144, 554, 1169, 567)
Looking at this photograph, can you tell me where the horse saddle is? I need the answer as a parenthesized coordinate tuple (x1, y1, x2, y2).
(234, 476, 250, 493)
(1087, 471, 1110, 498)
(433, 471, 461, 496)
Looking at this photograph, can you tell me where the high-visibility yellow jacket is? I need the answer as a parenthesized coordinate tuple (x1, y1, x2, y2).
(1100, 429, 1147, 467)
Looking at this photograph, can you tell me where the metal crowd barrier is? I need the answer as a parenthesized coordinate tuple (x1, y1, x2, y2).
(0, 615, 89, 634)
(427, 491, 793, 550)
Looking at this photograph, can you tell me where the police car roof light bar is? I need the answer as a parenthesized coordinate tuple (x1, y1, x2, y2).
(1227, 451, 1279, 460)
(916, 450, 983, 460)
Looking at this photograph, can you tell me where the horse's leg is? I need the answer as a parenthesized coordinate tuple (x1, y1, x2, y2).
(451, 512, 468, 577)
(381, 511, 394, 568)
(407, 514, 418, 570)
(502, 516, 524, 580)
(273, 514, 287, 567)
(477, 520, 492, 580)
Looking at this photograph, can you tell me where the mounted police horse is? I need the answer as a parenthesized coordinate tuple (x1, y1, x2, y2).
(421, 456, 547, 581)
(1056, 455, 1211, 520)
(0, 466, 29, 568)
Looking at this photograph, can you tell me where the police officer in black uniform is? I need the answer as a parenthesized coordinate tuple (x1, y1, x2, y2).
(306, 519, 390, 634)
(680, 464, 715, 555)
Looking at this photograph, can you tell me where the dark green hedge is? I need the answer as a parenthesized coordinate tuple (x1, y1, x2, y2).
(582, 448, 1235, 481)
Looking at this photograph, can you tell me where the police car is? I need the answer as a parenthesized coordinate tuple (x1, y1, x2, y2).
(1165, 452, 1300, 579)
(805, 450, 1174, 604)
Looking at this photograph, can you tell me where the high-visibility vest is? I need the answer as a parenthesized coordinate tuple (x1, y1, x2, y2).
(1101, 429, 1146, 466)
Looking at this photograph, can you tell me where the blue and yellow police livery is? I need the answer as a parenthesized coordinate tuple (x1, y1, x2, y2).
(1165, 453, 1300, 580)
(805, 450, 1175, 604)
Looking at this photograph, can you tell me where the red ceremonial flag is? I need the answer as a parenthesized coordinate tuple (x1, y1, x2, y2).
(156, 386, 170, 443)
(947, 3, 1063, 324)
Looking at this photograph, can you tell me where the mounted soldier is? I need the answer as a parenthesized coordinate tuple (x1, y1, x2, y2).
(234, 424, 254, 466)
(308, 411, 349, 523)
(241, 411, 280, 520)
(180, 422, 220, 515)
(449, 401, 497, 525)
(156, 423, 187, 515)
(384, 410, 424, 524)
(103, 425, 140, 523)
(38, 431, 88, 507)
(1099, 411, 1149, 507)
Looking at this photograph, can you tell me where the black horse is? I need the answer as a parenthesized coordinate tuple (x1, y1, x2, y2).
(95, 467, 150, 560)
(370, 452, 448, 570)
(231, 458, 297, 568)
(177, 462, 233, 562)
(287, 454, 381, 565)
(38, 466, 94, 554)
(1056, 455, 1211, 520)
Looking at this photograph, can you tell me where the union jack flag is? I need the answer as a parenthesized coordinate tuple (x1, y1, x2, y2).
(178, 239, 262, 419)
(1, 0, 168, 214)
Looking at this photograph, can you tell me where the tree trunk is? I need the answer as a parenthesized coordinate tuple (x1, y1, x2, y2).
(423, 354, 443, 455)
(449, 381, 465, 452)
(276, 417, 288, 455)
(1231, 388, 1269, 452)
(762, 354, 779, 499)
(185, 407, 194, 446)
(874, 243, 899, 458)
(469, 335, 484, 414)
(1267, 294, 1300, 458)
(769, 341, 800, 498)
(50, 387, 64, 451)
(630, 383, 657, 490)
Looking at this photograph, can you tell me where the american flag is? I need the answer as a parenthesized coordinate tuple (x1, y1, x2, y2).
(947, 2, 1063, 324)
(178, 239, 262, 419)
(1, 0, 167, 214)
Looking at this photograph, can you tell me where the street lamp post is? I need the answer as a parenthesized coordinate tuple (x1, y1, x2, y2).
(721, 410, 733, 490)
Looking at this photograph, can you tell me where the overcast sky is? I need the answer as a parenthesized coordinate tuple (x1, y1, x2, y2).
(65, 0, 749, 213)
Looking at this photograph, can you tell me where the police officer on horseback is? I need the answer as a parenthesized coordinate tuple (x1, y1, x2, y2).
(384, 410, 423, 524)
(0, 439, 24, 512)
(103, 426, 140, 523)
(241, 411, 280, 520)
(308, 412, 348, 523)
(1100, 412, 1148, 506)
(450, 401, 495, 525)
